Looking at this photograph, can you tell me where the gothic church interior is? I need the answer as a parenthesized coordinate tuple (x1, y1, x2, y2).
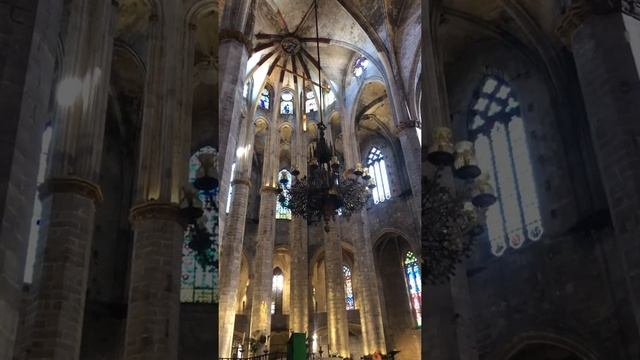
(2, 0, 640, 360)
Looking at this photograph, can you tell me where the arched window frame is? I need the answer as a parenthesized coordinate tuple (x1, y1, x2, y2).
(468, 75, 543, 256)
(403, 251, 422, 327)
(280, 90, 294, 115)
(343, 264, 355, 310)
(366, 146, 391, 204)
(305, 88, 318, 113)
(271, 267, 284, 314)
(353, 56, 369, 77)
(181, 146, 219, 303)
(259, 87, 271, 110)
(276, 169, 292, 220)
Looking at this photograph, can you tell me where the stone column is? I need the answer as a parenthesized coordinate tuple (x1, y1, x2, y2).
(289, 109, 309, 334)
(423, 4, 478, 359)
(570, 9, 640, 356)
(324, 221, 349, 357)
(397, 122, 422, 227)
(0, 0, 62, 358)
(124, 204, 182, 360)
(123, 3, 187, 359)
(348, 212, 387, 355)
(22, 2, 116, 359)
(218, 115, 255, 357)
(248, 120, 279, 344)
(218, 0, 253, 239)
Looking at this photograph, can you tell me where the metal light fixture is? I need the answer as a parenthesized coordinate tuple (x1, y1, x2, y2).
(423, 127, 497, 284)
(278, 0, 371, 232)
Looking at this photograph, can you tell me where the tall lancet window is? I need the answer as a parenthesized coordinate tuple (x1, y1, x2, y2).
(404, 251, 422, 327)
(280, 91, 294, 115)
(276, 169, 292, 220)
(271, 268, 284, 314)
(225, 162, 236, 214)
(305, 88, 318, 113)
(25, 124, 53, 283)
(469, 76, 543, 256)
(343, 265, 355, 310)
(259, 88, 270, 110)
(181, 146, 219, 303)
(367, 147, 391, 204)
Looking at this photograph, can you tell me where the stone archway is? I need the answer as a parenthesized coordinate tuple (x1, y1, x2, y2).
(507, 343, 585, 360)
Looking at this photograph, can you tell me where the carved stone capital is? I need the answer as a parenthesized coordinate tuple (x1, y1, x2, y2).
(396, 120, 418, 136)
(219, 29, 252, 53)
(231, 178, 252, 188)
(129, 202, 181, 224)
(556, 0, 591, 44)
(261, 186, 279, 194)
(40, 177, 103, 203)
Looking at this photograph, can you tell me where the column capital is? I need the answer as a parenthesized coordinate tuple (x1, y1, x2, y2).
(261, 186, 279, 194)
(219, 28, 252, 54)
(396, 120, 419, 136)
(556, 0, 623, 44)
(129, 201, 181, 224)
(40, 176, 103, 203)
(232, 177, 252, 188)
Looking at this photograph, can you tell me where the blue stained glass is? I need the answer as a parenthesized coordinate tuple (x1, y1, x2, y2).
(260, 88, 270, 110)
(404, 251, 422, 327)
(343, 265, 355, 310)
(181, 146, 219, 304)
(276, 170, 292, 220)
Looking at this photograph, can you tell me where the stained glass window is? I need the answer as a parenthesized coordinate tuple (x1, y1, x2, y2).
(343, 265, 355, 310)
(404, 251, 422, 327)
(305, 89, 318, 113)
(280, 91, 294, 115)
(25, 124, 53, 284)
(353, 56, 369, 77)
(259, 88, 270, 110)
(272, 268, 284, 314)
(367, 147, 391, 204)
(276, 169, 292, 220)
(324, 89, 336, 107)
(181, 146, 219, 303)
(469, 76, 543, 256)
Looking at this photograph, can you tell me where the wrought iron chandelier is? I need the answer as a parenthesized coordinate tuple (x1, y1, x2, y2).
(278, 0, 373, 232)
(423, 127, 497, 284)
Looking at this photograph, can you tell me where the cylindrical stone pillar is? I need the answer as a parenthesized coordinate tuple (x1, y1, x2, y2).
(571, 10, 640, 350)
(218, 178, 252, 357)
(289, 216, 309, 334)
(324, 220, 349, 357)
(24, 178, 102, 360)
(124, 203, 183, 360)
(248, 188, 278, 343)
(349, 212, 386, 355)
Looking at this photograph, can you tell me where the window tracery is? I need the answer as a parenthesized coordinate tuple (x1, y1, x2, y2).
(404, 251, 421, 327)
(272, 268, 284, 314)
(469, 76, 543, 256)
(367, 147, 391, 204)
(181, 146, 219, 303)
(280, 91, 294, 115)
(343, 265, 355, 310)
(353, 56, 369, 77)
(259, 88, 270, 110)
(305, 89, 318, 113)
(276, 169, 292, 220)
